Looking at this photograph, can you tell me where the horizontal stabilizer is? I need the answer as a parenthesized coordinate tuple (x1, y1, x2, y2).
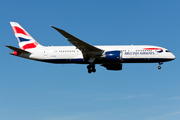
(5, 45, 31, 54)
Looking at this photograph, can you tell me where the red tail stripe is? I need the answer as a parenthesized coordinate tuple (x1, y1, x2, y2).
(14, 51, 21, 56)
(13, 26, 30, 36)
(22, 42, 37, 50)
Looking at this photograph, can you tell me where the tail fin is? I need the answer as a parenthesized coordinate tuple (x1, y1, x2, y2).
(10, 22, 43, 50)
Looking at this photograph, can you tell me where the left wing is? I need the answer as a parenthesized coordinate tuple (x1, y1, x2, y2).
(51, 26, 104, 61)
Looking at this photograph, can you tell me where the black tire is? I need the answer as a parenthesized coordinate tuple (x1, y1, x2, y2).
(158, 66, 161, 70)
(88, 69, 92, 73)
(87, 65, 91, 69)
(92, 68, 96, 73)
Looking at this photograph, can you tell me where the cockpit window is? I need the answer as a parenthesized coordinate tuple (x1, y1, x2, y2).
(166, 50, 170, 52)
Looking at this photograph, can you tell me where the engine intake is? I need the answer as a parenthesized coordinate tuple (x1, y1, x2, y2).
(104, 51, 122, 61)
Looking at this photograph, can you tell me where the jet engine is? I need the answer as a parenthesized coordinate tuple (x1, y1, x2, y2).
(103, 51, 122, 61)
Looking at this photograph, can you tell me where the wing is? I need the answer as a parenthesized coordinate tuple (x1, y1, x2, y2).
(51, 26, 104, 61)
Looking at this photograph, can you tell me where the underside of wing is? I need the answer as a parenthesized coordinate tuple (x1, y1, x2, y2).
(51, 26, 104, 60)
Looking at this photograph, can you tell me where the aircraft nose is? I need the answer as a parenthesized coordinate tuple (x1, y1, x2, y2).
(171, 53, 175, 60)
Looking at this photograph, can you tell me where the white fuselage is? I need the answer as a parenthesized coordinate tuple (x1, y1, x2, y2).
(8, 22, 176, 72)
(21, 45, 175, 64)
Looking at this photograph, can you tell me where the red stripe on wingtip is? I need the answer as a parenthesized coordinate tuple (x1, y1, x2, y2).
(22, 42, 37, 50)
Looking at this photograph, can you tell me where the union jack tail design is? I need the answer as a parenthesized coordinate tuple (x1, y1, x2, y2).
(10, 22, 43, 50)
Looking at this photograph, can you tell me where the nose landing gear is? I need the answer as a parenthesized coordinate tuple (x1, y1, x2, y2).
(158, 66, 161, 70)
(158, 62, 163, 70)
(87, 64, 96, 73)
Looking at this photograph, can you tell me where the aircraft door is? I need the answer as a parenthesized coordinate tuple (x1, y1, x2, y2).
(44, 49, 48, 59)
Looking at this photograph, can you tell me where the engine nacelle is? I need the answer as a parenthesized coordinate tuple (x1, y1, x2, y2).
(101, 63, 122, 70)
(104, 51, 122, 61)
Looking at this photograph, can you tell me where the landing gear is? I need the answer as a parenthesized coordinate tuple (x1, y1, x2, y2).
(158, 62, 163, 70)
(87, 64, 96, 73)
(158, 66, 161, 70)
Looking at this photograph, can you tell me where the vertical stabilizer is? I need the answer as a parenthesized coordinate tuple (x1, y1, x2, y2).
(10, 22, 43, 50)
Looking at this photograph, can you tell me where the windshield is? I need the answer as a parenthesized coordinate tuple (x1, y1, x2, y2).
(166, 50, 170, 52)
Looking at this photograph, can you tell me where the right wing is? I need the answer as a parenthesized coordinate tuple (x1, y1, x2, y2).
(51, 26, 104, 61)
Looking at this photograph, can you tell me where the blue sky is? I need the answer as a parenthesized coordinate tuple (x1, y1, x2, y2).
(0, 0, 179, 120)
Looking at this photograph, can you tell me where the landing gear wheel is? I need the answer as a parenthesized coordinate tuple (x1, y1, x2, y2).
(87, 65, 91, 69)
(158, 66, 161, 70)
(158, 62, 163, 70)
(92, 68, 96, 73)
(87, 64, 96, 73)
(88, 69, 92, 73)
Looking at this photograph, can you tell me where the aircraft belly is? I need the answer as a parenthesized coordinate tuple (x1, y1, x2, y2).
(41, 52, 84, 64)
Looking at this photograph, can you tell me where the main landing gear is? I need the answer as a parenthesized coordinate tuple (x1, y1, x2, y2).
(158, 62, 163, 70)
(87, 64, 96, 73)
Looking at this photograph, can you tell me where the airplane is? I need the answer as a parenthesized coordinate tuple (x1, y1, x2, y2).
(6, 22, 175, 73)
